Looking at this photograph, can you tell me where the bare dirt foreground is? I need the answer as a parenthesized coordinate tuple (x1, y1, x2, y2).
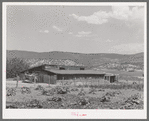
(6, 80, 144, 109)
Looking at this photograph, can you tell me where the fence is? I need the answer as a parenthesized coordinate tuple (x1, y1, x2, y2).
(57, 78, 111, 87)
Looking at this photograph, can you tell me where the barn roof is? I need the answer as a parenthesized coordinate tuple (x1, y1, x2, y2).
(44, 69, 105, 75)
(105, 73, 119, 76)
(20, 64, 86, 73)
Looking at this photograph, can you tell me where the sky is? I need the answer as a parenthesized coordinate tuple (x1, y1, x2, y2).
(6, 4, 145, 54)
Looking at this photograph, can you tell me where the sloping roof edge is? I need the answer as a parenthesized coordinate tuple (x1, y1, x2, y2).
(44, 69, 105, 75)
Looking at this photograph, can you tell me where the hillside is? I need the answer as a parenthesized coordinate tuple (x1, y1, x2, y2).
(6, 50, 144, 69)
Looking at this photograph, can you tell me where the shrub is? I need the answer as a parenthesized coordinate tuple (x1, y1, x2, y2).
(35, 85, 44, 90)
(55, 86, 70, 94)
(105, 91, 121, 97)
(47, 96, 62, 102)
(70, 87, 79, 92)
(88, 88, 97, 94)
(100, 96, 110, 102)
(21, 87, 31, 94)
(6, 88, 16, 96)
(26, 99, 43, 108)
(77, 88, 86, 96)
(120, 94, 143, 109)
(77, 97, 90, 106)
(6, 105, 18, 109)
(41, 88, 55, 96)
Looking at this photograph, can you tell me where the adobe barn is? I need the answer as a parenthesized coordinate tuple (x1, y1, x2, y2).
(20, 64, 118, 84)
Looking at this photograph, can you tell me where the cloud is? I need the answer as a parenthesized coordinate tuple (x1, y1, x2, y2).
(39, 30, 49, 33)
(75, 31, 97, 37)
(70, 6, 144, 25)
(108, 43, 144, 54)
(78, 31, 92, 35)
(68, 32, 73, 34)
(52, 25, 63, 32)
(105, 39, 113, 42)
(111, 6, 131, 20)
(70, 12, 109, 24)
(75, 34, 90, 37)
(111, 6, 144, 21)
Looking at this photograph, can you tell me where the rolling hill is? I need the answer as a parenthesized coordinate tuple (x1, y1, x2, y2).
(6, 50, 144, 68)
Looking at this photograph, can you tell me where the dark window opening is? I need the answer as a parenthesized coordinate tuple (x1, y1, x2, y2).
(80, 68, 84, 70)
(59, 67, 65, 70)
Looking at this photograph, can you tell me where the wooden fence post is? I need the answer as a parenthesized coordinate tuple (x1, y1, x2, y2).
(16, 74, 19, 88)
(74, 77, 76, 86)
(83, 77, 85, 87)
(86, 78, 88, 87)
(62, 77, 64, 86)
(49, 76, 50, 87)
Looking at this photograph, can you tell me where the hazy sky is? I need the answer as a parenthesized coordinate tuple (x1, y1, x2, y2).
(7, 5, 145, 54)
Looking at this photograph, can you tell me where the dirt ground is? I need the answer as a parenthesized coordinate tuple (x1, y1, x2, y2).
(6, 80, 144, 109)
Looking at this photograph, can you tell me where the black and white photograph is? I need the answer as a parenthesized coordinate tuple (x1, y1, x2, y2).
(3, 2, 147, 119)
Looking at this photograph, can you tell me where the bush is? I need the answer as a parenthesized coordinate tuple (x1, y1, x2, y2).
(35, 85, 44, 90)
(6, 105, 18, 109)
(88, 88, 97, 94)
(6, 57, 29, 78)
(21, 87, 31, 94)
(70, 87, 79, 92)
(77, 88, 86, 96)
(77, 97, 90, 106)
(47, 96, 62, 102)
(55, 86, 70, 94)
(100, 96, 110, 102)
(26, 99, 43, 108)
(41, 88, 56, 96)
(6, 88, 16, 96)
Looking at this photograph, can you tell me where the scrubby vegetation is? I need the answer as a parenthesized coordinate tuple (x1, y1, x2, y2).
(6, 80, 144, 109)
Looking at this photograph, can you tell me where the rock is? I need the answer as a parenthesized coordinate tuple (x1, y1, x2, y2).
(132, 100, 140, 104)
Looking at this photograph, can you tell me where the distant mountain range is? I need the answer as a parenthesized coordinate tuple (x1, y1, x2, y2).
(7, 50, 144, 68)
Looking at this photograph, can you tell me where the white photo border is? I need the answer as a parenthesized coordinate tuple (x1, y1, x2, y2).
(2, 2, 147, 119)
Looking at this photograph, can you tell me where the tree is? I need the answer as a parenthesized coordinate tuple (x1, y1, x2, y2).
(6, 58, 30, 78)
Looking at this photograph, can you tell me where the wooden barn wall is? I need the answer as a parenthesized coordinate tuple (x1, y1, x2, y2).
(57, 74, 105, 80)
(22, 69, 57, 84)
(36, 71, 57, 84)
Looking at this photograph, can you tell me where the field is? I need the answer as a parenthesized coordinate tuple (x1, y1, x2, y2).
(6, 77, 144, 109)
